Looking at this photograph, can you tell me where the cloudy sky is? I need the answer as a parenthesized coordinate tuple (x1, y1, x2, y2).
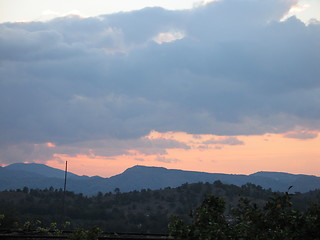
(1, 0, 320, 177)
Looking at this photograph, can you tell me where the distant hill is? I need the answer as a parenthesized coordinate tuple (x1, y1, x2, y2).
(5, 163, 88, 180)
(1, 163, 319, 195)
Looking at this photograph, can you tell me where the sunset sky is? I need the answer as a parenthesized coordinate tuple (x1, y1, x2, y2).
(0, 0, 319, 178)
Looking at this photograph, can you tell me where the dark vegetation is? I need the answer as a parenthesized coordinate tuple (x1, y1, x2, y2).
(169, 192, 320, 239)
(0, 181, 319, 239)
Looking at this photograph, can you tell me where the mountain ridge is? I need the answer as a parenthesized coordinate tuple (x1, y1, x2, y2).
(1, 163, 319, 195)
(5, 162, 88, 180)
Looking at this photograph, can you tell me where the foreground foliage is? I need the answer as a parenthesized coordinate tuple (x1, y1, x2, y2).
(168, 192, 320, 240)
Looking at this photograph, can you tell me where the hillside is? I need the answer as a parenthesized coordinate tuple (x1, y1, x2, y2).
(1, 163, 320, 194)
(1, 181, 319, 233)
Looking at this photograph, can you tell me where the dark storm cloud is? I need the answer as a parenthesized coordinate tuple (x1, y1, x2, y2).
(0, 0, 319, 157)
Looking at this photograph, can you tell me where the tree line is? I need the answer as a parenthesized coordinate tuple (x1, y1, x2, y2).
(0, 181, 319, 238)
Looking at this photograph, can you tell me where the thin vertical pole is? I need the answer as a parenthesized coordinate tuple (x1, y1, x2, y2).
(64, 161, 68, 193)
(62, 161, 68, 222)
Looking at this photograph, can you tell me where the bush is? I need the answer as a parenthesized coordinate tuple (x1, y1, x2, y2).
(169, 192, 320, 240)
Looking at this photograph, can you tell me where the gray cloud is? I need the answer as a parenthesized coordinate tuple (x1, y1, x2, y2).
(0, 143, 61, 164)
(156, 156, 180, 163)
(283, 129, 318, 140)
(203, 137, 244, 145)
(0, 138, 189, 164)
(0, 0, 320, 164)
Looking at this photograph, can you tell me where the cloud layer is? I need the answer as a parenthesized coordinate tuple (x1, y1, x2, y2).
(1, 0, 320, 164)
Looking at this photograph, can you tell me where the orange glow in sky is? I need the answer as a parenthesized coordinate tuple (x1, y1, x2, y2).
(1, 0, 320, 184)
(45, 130, 320, 178)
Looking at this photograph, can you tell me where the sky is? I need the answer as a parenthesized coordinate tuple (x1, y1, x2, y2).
(0, 0, 320, 178)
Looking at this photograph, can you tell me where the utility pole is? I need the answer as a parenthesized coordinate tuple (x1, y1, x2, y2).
(62, 161, 68, 223)
(63, 161, 68, 194)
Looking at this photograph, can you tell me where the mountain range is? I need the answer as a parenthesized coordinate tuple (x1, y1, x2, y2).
(1, 163, 319, 195)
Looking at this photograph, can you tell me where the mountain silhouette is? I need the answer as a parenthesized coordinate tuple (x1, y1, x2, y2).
(1, 163, 319, 195)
